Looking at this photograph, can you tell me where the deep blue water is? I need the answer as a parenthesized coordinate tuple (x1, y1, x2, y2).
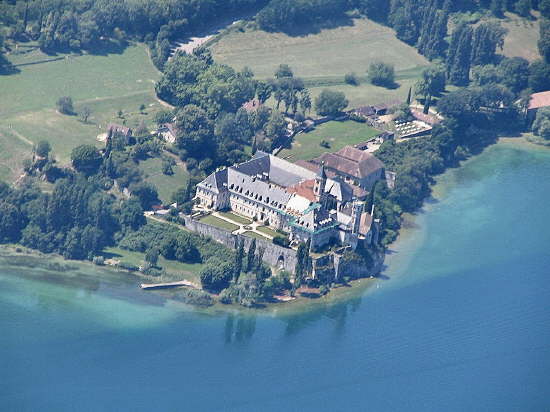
(1, 141, 550, 411)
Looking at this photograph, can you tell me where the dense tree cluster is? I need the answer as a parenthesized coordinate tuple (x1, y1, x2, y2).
(314, 90, 349, 116)
(156, 51, 255, 116)
(532, 107, 550, 139)
(0, 177, 143, 260)
(256, 0, 349, 32)
(446, 22, 507, 85)
(374, 70, 527, 244)
(0, 0, 267, 56)
(157, 56, 313, 175)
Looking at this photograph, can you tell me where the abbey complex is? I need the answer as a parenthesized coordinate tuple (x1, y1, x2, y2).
(195, 145, 389, 252)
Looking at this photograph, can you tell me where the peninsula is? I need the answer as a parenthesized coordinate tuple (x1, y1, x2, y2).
(1, 0, 549, 308)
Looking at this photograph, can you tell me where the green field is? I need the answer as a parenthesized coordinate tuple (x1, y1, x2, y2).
(279, 120, 380, 162)
(210, 18, 428, 108)
(0, 128, 33, 182)
(199, 215, 239, 231)
(211, 18, 428, 79)
(138, 157, 189, 204)
(0, 42, 162, 180)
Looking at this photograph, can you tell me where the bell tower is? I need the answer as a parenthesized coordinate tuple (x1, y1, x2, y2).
(313, 163, 327, 200)
(351, 199, 364, 234)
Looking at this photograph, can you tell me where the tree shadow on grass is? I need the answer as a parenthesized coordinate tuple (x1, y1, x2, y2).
(268, 14, 355, 37)
(86, 39, 129, 56)
(0, 56, 21, 75)
(372, 81, 400, 90)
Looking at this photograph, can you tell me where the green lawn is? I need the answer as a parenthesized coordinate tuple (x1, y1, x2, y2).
(498, 12, 541, 62)
(217, 211, 252, 225)
(279, 120, 380, 162)
(199, 215, 239, 232)
(138, 157, 189, 204)
(0, 42, 162, 172)
(256, 225, 279, 238)
(211, 18, 428, 80)
(102, 246, 205, 284)
(243, 231, 269, 240)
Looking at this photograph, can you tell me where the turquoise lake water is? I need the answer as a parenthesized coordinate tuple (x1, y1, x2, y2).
(1, 141, 549, 411)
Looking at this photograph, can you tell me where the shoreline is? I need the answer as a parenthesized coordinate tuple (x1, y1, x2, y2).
(1, 136, 547, 315)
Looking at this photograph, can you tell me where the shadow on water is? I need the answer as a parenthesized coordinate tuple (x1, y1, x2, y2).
(219, 293, 367, 345)
(224, 313, 257, 344)
(281, 295, 363, 337)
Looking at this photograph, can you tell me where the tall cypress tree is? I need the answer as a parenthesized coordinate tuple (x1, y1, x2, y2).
(234, 237, 244, 282)
(447, 24, 473, 85)
(246, 239, 256, 272)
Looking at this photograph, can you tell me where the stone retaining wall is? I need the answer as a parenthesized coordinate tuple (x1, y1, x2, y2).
(183, 216, 384, 279)
(183, 216, 298, 273)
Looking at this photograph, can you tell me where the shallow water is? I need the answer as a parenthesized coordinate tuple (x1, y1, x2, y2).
(1, 141, 549, 411)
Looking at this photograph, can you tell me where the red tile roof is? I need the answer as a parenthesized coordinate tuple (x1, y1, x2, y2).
(287, 179, 317, 202)
(242, 98, 262, 112)
(411, 109, 440, 125)
(359, 212, 373, 236)
(107, 123, 132, 137)
(528, 91, 550, 110)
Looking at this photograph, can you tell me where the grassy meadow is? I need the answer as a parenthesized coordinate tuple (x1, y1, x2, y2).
(499, 12, 541, 62)
(138, 157, 189, 204)
(279, 120, 380, 162)
(102, 246, 205, 284)
(210, 18, 429, 108)
(0, 42, 162, 180)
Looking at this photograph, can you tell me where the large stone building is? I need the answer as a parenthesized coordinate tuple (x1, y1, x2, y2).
(296, 145, 386, 194)
(195, 151, 383, 250)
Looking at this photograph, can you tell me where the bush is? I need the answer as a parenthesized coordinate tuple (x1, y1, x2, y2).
(162, 158, 175, 175)
(56, 96, 74, 115)
(70, 144, 102, 176)
(154, 109, 174, 126)
(319, 140, 331, 149)
(344, 72, 359, 85)
(368, 62, 395, 88)
(35, 140, 51, 158)
(118, 261, 139, 271)
(92, 256, 105, 266)
(172, 288, 214, 307)
(533, 107, 550, 140)
(393, 103, 414, 123)
(349, 113, 366, 123)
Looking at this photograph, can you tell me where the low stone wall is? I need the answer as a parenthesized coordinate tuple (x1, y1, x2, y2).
(183, 216, 298, 273)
